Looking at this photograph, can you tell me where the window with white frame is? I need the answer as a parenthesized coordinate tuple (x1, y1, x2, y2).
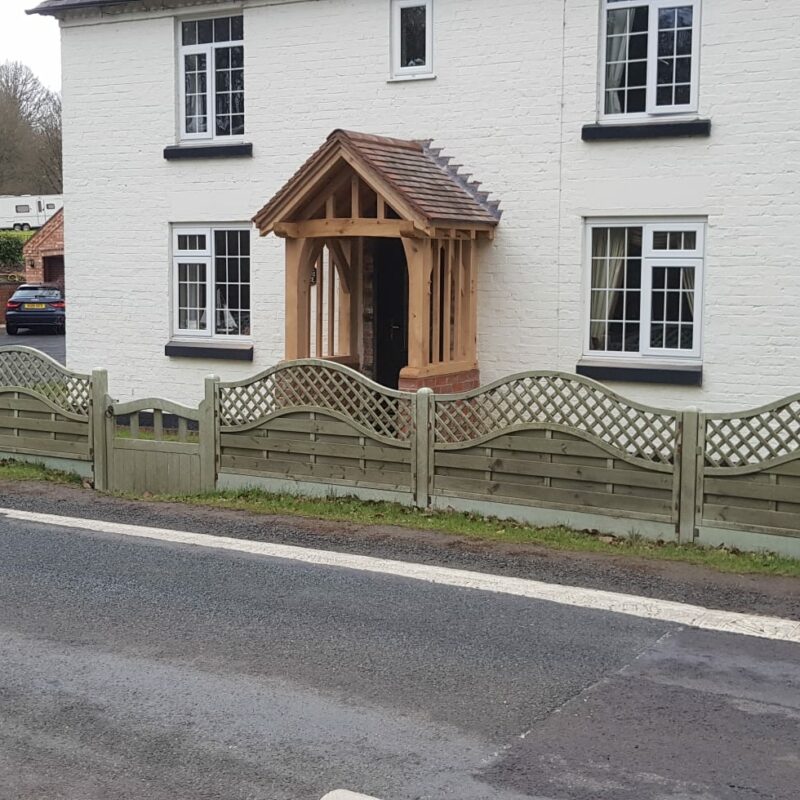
(601, 0, 699, 118)
(391, 0, 433, 78)
(586, 221, 704, 359)
(179, 15, 244, 140)
(172, 226, 251, 338)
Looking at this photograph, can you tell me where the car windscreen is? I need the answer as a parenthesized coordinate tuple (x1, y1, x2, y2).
(11, 289, 61, 300)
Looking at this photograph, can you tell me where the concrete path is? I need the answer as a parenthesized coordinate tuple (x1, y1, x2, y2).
(0, 494, 797, 799)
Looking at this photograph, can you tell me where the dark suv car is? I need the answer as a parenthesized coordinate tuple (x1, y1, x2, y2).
(5, 284, 65, 335)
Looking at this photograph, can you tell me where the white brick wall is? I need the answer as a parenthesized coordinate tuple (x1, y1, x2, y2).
(60, 0, 800, 410)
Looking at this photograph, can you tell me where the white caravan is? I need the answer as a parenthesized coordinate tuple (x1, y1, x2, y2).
(0, 195, 63, 230)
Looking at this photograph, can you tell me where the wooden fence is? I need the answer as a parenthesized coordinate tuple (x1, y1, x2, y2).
(1, 346, 799, 558)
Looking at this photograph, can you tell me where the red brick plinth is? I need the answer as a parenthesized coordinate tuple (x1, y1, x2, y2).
(398, 368, 480, 394)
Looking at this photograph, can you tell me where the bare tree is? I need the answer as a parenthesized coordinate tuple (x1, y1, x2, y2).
(0, 61, 63, 195)
(36, 93, 63, 193)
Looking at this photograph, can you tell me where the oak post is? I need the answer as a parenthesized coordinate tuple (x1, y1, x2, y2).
(285, 237, 313, 359)
(403, 237, 434, 369)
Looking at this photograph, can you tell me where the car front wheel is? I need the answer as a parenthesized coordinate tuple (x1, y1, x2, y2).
(6, 324, 18, 335)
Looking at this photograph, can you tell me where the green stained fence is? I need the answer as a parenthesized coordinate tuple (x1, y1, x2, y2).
(1, 345, 799, 558)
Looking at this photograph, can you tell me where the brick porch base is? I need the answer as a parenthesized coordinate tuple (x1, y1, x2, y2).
(398, 368, 480, 394)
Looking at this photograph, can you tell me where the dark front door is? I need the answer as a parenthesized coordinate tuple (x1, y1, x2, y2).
(374, 239, 408, 389)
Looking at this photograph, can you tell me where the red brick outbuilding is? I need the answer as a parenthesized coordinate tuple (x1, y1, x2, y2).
(23, 208, 64, 286)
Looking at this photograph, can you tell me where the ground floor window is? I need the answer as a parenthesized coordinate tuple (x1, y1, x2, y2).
(586, 220, 703, 360)
(172, 225, 251, 338)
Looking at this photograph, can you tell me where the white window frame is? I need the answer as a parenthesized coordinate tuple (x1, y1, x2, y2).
(177, 16, 244, 143)
(390, 0, 434, 79)
(583, 219, 705, 362)
(599, 0, 700, 122)
(171, 225, 251, 340)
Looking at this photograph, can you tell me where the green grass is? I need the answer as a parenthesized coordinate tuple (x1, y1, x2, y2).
(0, 459, 83, 485)
(0, 459, 798, 578)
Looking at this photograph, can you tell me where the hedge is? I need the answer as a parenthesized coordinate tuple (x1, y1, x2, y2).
(0, 232, 28, 268)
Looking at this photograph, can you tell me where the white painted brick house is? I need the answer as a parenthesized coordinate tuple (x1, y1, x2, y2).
(31, 0, 800, 409)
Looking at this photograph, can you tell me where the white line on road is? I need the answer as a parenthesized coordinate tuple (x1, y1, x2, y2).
(3, 506, 799, 644)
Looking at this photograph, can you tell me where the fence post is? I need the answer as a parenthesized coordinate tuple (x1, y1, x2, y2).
(413, 388, 433, 509)
(678, 407, 700, 544)
(90, 368, 109, 491)
(200, 374, 219, 492)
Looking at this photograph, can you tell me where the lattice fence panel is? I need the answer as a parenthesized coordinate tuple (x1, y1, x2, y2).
(434, 374, 678, 464)
(0, 348, 90, 417)
(219, 363, 413, 442)
(705, 396, 800, 468)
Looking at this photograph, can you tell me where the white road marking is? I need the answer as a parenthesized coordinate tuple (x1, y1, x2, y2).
(321, 792, 382, 800)
(2, 506, 799, 644)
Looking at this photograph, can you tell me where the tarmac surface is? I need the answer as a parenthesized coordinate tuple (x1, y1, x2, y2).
(0, 485, 798, 799)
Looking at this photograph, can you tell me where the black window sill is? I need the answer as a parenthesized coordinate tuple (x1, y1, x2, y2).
(163, 143, 253, 160)
(582, 119, 711, 142)
(576, 362, 702, 386)
(165, 341, 254, 361)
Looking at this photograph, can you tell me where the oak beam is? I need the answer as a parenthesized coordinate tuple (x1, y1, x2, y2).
(274, 219, 423, 239)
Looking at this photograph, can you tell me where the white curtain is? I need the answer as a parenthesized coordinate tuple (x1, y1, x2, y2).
(605, 11, 629, 114)
(591, 229, 627, 349)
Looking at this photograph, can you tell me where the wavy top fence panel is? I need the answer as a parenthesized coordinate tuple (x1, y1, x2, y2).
(218, 360, 414, 444)
(704, 393, 800, 471)
(0, 346, 91, 418)
(433, 372, 679, 465)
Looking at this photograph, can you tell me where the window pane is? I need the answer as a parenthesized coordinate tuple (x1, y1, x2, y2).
(649, 265, 695, 351)
(181, 21, 196, 46)
(197, 18, 213, 43)
(231, 15, 244, 41)
(214, 46, 245, 138)
(588, 226, 643, 353)
(213, 230, 251, 336)
(654, 6, 693, 106)
(604, 6, 649, 116)
(214, 17, 230, 42)
(400, 4, 427, 68)
(184, 52, 208, 134)
(177, 261, 207, 331)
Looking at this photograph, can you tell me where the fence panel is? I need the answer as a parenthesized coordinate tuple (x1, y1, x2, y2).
(0, 346, 92, 474)
(217, 360, 417, 504)
(698, 395, 800, 556)
(431, 372, 682, 539)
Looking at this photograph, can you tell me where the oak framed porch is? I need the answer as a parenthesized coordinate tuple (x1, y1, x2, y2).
(253, 130, 500, 391)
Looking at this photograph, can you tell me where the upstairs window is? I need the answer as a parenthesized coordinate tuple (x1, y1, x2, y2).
(586, 221, 704, 360)
(602, 0, 699, 118)
(391, 0, 433, 78)
(172, 226, 251, 338)
(179, 15, 244, 140)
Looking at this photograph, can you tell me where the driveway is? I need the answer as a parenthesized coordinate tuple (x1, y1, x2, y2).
(0, 327, 65, 364)
(0, 484, 798, 800)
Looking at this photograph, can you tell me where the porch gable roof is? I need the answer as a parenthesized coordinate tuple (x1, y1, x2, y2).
(252, 130, 501, 237)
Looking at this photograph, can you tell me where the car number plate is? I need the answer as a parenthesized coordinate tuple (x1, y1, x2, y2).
(24, 303, 47, 309)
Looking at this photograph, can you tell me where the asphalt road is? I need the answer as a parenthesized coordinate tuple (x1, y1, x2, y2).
(0, 499, 798, 799)
(0, 327, 65, 363)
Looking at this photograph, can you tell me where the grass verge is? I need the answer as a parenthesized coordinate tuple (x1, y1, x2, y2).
(0, 459, 83, 485)
(1, 460, 798, 578)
